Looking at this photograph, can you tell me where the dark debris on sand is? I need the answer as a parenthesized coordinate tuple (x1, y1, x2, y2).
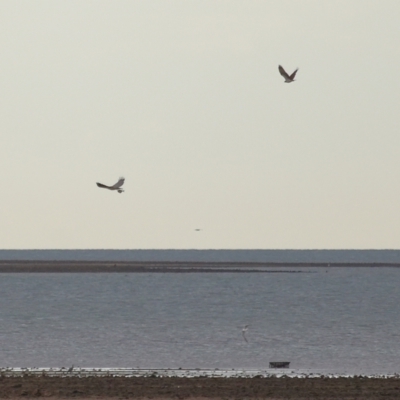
(1, 376, 400, 399)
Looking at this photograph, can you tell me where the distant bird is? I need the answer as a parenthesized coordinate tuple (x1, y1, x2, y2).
(96, 177, 125, 193)
(67, 365, 74, 373)
(278, 65, 298, 83)
(242, 325, 249, 343)
(195, 229, 202, 231)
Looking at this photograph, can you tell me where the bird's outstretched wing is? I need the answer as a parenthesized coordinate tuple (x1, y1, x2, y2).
(289, 68, 299, 80)
(278, 65, 290, 80)
(111, 177, 125, 189)
(96, 182, 112, 189)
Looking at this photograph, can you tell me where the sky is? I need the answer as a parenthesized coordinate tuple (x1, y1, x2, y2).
(0, 1, 400, 249)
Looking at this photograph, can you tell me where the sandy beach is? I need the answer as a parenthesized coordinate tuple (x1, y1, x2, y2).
(0, 375, 400, 399)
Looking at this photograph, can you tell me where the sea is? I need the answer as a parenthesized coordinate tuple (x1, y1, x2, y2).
(1, 249, 400, 375)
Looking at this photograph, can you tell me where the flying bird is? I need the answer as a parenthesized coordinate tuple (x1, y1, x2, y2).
(96, 177, 125, 193)
(278, 65, 298, 83)
(242, 325, 249, 343)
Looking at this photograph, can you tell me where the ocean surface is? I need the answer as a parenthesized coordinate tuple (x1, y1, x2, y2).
(1, 252, 400, 375)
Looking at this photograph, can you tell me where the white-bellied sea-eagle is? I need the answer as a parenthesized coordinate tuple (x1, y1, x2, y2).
(278, 65, 298, 83)
(96, 177, 125, 193)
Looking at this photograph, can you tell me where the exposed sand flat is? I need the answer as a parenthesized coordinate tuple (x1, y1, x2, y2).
(0, 260, 308, 273)
(0, 260, 398, 272)
(0, 375, 399, 399)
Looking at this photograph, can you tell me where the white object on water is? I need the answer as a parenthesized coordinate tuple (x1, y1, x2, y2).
(242, 325, 249, 343)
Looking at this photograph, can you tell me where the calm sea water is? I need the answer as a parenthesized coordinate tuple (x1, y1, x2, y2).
(1, 265, 400, 374)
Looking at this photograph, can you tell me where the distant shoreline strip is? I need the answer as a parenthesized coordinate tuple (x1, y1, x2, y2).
(0, 260, 398, 272)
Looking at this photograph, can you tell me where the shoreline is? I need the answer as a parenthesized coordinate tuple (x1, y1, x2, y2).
(1, 367, 399, 378)
(0, 260, 399, 272)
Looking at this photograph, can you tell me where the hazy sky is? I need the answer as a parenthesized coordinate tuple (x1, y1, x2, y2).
(1, 1, 400, 249)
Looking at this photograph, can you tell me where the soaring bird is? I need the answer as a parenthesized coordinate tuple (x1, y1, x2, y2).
(96, 177, 125, 193)
(278, 65, 298, 83)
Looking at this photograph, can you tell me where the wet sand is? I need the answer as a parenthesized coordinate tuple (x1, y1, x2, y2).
(1, 375, 400, 399)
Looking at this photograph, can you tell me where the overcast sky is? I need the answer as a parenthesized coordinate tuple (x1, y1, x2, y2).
(1, 1, 399, 249)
